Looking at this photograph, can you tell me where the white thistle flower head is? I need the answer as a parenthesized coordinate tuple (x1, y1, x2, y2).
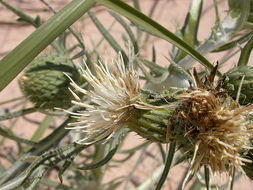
(66, 51, 140, 144)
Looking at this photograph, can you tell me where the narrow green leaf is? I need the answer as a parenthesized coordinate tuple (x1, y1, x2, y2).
(109, 11, 139, 53)
(0, 96, 24, 106)
(152, 46, 156, 62)
(78, 146, 118, 170)
(167, 58, 194, 83)
(0, 0, 96, 92)
(0, 127, 38, 147)
(96, 0, 213, 71)
(0, 143, 87, 190)
(184, 0, 203, 44)
(155, 142, 176, 190)
(229, 167, 236, 190)
(132, 0, 142, 42)
(204, 166, 210, 190)
(0, 0, 40, 27)
(158, 144, 166, 163)
(238, 35, 253, 66)
(212, 32, 253, 52)
(58, 153, 77, 183)
(138, 58, 164, 75)
(213, 0, 225, 36)
(22, 166, 48, 190)
(0, 107, 37, 121)
(173, 0, 203, 62)
(88, 10, 129, 64)
(22, 116, 54, 154)
(137, 60, 169, 84)
(132, 0, 141, 11)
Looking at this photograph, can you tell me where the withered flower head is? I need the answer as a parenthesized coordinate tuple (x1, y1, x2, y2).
(171, 65, 253, 178)
(66, 51, 140, 144)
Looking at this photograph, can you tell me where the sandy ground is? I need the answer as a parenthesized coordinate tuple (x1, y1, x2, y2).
(0, 0, 253, 189)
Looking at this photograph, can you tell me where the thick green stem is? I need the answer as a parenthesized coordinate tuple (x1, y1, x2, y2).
(0, 107, 38, 121)
(90, 142, 112, 190)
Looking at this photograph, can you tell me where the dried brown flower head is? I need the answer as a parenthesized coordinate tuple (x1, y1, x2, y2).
(171, 65, 253, 178)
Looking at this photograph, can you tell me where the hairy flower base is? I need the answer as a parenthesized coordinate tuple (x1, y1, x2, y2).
(127, 108, 172, 143)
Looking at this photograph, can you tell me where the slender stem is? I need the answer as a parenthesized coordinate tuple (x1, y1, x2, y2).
(124, 145, 148, 190)
(118, 141, 149, 154)
(39, 0, 56, 13)
(0, 102, 28, 146)
(229, 167, 235, 190)
(0, 107, 38, 121)
(0, 96, 24, 106)
(155, 141, 176, 190)
(213, 0, 225, 35)
(92, 143, 111, 188)
(204, 166, 210, 190)
(220, 49, 241, 66)
(136, 165, 165, 190)
(0, 127, 38, 147)
(158, 144, 166, 163)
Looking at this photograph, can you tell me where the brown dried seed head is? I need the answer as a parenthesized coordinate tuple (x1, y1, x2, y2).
(171, 87, 253, 176)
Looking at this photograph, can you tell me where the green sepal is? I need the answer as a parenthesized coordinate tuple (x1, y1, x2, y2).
(127, 88, 185, 143)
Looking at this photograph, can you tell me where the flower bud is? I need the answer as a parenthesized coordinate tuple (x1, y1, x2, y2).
(19, 52, 80, 109)
(222, 65, 253, 104)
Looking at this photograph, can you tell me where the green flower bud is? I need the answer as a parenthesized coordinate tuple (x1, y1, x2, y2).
(222, 66, 253, 104)
(19, 52, 80, 109)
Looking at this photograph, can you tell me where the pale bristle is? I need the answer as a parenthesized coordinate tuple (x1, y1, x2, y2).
(66, 51, 140, 144)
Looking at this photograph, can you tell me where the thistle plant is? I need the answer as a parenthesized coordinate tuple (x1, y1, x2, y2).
(66, 51, 253, 187)
(0, 0, 253, 190)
